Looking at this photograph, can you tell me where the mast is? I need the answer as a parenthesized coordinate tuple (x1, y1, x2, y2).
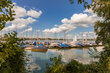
(63, 30, 66, 42)
(36, 29, 39, 42)
(46, 32, 48, 41)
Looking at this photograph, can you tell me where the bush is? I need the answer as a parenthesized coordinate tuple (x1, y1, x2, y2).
(0, 32, 26, 73)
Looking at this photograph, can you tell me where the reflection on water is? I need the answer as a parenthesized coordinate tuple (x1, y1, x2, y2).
(25, 47, 103, 73)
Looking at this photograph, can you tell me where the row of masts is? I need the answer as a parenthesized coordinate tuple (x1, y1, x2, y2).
(0, 29, 97, 42)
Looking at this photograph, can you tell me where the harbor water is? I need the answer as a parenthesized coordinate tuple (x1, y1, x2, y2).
(25, 47, 103, 73)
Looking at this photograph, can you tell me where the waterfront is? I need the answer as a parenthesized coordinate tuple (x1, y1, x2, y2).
(25, 47, 103, 73)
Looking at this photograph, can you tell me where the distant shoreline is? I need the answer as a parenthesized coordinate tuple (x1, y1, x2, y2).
(48, 45, 103, 49)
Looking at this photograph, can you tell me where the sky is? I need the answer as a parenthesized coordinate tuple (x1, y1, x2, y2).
(1, 0, 102, 39)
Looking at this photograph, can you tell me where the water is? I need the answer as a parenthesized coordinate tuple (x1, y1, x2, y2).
(25, 47, 103, 73)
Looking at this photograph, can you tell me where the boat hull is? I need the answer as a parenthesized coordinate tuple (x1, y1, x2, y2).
(24, 46, 48, 52)
(31, 49, 48, 52)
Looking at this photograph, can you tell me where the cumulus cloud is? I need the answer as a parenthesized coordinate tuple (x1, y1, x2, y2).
(20, 27, 32, 34)
(43, 8, 102, 33)
(76, 31, 97, 39)
(61, 18, 69, 23)
(62, 13, 98, 27)
(14, 5, 27, 18)
(43, 29, 51, 33)
(84, 8, 93, 14)
(54, 24, 59, 27)
(2, 17, 36, 31)
(12, 17, 36, 26)
(2, 3, 42, 32)
(36, 29, 40, 32)
(13, 3, 42, 18)
(27, 9, 42, 18)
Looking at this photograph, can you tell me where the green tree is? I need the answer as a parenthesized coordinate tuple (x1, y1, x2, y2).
(0, 0, 26, 73)
(0, 31, 26, 73)
(71, 1, 110, 72)
(45, 56, 65, 73)
(0, 0, 15, 30)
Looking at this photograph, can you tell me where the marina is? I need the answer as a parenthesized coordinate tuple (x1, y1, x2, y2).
(23, 40, 102, 50)
(0, 0, 109, 73)
(17, 30, 102, 51)
(1, 30, 102, 51)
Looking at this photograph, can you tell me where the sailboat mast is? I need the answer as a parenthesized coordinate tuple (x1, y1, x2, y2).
(36, 29, 39, 42)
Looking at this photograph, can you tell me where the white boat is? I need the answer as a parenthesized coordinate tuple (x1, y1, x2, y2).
(70, 35, 77, 46)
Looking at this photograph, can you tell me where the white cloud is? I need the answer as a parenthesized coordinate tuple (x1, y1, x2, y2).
(12, 17, 36, 26)
(84, 8, 93, 14)
(62, 13, 98, 27)
(27, 9, 42, 18)
(43, 29, 51, 33)
(20, 27, 32, 34)
(78, 31, 97, 39)
(50, 28, 62, 33)
(61, 18, 69, 23)
(2, 3, 42, 32)
(14, 5, 27, 18)
(36, 29, 40, 32)
(2, 17, 36, 31)
(13, 3, 42, 18)
(43, 9, 102, 33)
(54, 24, 59, 27)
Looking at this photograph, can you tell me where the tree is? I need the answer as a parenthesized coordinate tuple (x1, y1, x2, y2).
(0, 0, 26, 73)
(0, 31, 26, 73)
(0, 0, 15, 30)
(71, 0, 110, 72)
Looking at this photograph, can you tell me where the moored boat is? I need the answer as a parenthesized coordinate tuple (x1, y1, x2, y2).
(31, 44, 48, 52)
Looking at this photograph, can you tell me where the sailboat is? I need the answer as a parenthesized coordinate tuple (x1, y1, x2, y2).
(32, 44, 48, 52)
(32, 29, 48, 52)
(70, 35, 77, 46)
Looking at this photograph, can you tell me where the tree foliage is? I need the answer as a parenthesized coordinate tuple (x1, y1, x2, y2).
(0, 31, 26, 73)
(0, 0, 26, 73)
(45, 56, 64, 73)
(0, 0, 15, 30)
(45, 56, 108, 73)
(70, 1, 110, 71)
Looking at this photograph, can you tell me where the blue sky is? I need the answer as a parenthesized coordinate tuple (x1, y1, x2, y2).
(14, 0, 85, 29)
(2, 0, 101, 38)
